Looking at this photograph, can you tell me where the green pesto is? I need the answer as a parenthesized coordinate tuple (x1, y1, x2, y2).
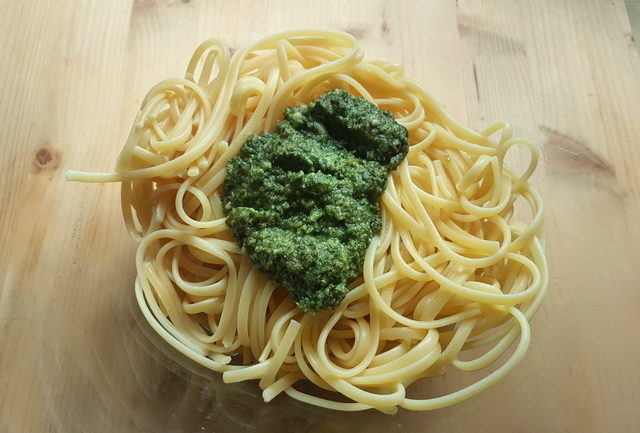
(222, 89, 408, 312)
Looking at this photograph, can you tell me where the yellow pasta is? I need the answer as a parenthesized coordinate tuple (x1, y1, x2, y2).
(67, 30, 548, 413)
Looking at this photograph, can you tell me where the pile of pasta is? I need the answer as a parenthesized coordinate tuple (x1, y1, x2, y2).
(67, 30, 547, 413)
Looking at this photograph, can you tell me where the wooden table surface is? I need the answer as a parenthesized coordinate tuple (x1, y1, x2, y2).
(2, 1, 640, 432)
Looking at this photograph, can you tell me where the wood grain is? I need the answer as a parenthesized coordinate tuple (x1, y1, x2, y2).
(1, 1, 640, 432)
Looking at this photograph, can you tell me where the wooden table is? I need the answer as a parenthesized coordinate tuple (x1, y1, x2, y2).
(2, 1, 640, 432)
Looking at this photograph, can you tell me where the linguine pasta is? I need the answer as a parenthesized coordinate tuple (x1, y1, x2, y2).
(67, 30, 548, 413)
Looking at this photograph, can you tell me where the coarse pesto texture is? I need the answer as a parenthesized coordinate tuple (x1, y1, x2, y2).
(222, 90, 408, 311)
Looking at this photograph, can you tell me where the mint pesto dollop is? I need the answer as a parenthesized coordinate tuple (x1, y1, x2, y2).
(222, 90, 408, 312)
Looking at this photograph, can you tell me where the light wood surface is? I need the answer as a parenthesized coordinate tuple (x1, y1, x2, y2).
(2, 1, 640, 432)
